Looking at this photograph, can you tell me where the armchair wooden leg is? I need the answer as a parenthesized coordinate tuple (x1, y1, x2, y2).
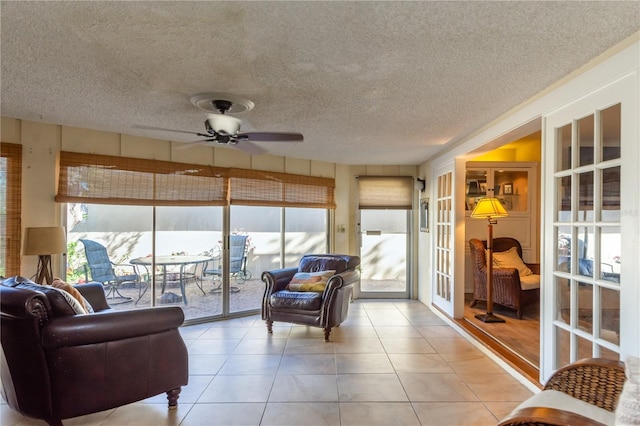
(470, 300, 478, 308)
(323, 328, 331, 342)
(266, 320, 273, 334)
(166, 387, 181, 410)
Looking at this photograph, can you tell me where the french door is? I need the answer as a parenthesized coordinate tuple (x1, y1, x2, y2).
(431, 166, 456, 316)
(541, 73, 638, 381)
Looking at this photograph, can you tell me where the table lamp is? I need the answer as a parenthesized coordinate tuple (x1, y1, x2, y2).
(23, 226, 67, 284)
(470, 197, 509, 323)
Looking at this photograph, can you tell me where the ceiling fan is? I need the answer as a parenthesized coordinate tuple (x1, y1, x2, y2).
(134, 97, 303, 155)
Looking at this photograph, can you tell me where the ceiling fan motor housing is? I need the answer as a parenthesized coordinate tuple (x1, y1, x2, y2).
(206, 113, 242, 135)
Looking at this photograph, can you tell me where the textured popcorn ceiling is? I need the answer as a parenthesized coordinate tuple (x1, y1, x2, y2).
(1, 1, 638, 165)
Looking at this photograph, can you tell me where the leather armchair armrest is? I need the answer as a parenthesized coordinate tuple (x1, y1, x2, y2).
(323, 269, 359, 294)
(321, 270, 359, 307)
(262, 267, 298, 294)
(42, 306, 184, 348)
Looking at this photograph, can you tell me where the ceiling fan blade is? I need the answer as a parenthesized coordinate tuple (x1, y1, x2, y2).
(239, 132, 304, 142)
(132, 124, 210, 138)
(173, 139, 215, 150)
(232, 141, 268, 155)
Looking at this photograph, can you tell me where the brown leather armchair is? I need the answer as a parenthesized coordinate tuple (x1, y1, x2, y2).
(469, 237, 540, 319)
(262, 254, 360, 341)
(0, 276, 188, 426)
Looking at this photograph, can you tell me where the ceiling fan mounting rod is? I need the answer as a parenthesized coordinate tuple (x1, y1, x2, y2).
(213, 99, 233, 114)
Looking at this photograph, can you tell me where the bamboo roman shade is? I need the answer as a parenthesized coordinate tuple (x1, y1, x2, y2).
(56, 152, 229, 206)
(357, 176, 414, 209)
(56, 152, 335, 209)
(230, 168, 336, 208)
(1, 143, 22, 276)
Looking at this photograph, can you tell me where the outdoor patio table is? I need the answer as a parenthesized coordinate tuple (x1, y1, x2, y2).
(130, 255, 211, 305)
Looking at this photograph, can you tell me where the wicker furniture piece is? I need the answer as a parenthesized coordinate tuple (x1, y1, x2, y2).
(498, 358, 626, 426)
(469, 237, 539, 319)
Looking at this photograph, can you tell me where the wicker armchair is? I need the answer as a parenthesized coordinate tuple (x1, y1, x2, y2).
(498, 358, 626, 426)
(469, 237, 539, 319)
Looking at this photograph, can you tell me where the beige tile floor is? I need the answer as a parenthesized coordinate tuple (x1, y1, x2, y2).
(1, 300, 533, 426)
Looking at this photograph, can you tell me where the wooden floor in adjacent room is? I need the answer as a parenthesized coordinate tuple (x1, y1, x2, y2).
(461, 294, 540, 382)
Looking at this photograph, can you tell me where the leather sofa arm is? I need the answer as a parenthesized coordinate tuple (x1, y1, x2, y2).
(42, 306, 184, 348)
(262, 267, 298, 294)
(0, 286, 50, 320)
(75, 282, 111, 311)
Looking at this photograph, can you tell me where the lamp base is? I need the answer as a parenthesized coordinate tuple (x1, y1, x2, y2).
(475, 312, 506, 323)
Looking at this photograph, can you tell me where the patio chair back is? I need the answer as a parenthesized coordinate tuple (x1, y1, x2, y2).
(229, 235, 248, 274)
(80, 239, 118, 283)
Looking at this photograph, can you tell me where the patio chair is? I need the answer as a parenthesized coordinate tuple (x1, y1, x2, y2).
(80, 239, 144, 303)
(204, 235, 252, 292)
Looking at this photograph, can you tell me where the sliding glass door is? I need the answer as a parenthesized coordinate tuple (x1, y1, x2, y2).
(67, 203, 328, 320)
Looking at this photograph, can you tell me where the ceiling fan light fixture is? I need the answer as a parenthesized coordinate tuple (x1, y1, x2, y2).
(207, 114, 241, 135)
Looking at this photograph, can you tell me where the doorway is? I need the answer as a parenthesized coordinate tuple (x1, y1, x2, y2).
(462, 133, 542, 373)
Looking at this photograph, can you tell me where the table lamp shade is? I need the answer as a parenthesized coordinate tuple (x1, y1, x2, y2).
(470, 197, 509, 219)
(23, 227, 67, 255)
(23, 227, 67, 285)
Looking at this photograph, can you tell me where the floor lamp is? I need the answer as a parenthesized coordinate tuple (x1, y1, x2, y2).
(23, 226, 67, 285)
(470, 197, 509, 323)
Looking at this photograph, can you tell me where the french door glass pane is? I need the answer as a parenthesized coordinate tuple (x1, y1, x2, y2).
(601, 104, 621, 162)
(557, 176, 571, 221)
(601, 166, 620, 221)
(578, 171, 594, 216)
(557, 124, 572, 172)
(556, 277, 571, 327)
(578, 114, 595, 167)
(600, 286, 620, 345)
(600, 226, 621, 283)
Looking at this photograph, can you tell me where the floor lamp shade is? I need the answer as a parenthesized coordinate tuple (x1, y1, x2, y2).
(23, 226, 67, 284)
(470, 198, 508, 323)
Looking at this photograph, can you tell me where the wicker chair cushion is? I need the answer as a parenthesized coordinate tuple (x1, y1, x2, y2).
(519, 274, 540, 291)
(516, 390, 614, 425)
(491, 246, 533, 276)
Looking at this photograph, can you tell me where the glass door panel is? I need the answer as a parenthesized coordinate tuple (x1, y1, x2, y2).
(66, 203, 153, 307)
(230, 205, 281, 314)
(358, 209, 408, 296)
(155, 206, 222, 321)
